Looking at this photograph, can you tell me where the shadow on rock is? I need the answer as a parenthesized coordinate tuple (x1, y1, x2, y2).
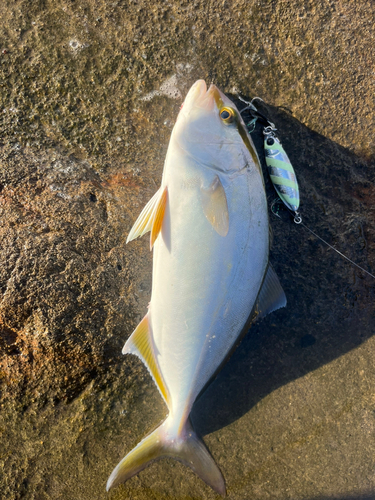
(192, 102, 375, 436)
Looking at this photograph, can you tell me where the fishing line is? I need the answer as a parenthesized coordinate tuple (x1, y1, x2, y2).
(300, 220, 375, 280)
(270, 198, 375, 280)
(238, 96, 375, 281)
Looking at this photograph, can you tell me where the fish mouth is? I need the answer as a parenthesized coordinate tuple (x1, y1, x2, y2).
(182, 80, 223, 113)
(187, 79, 208, 103)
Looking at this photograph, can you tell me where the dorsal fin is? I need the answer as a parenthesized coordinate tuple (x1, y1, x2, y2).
(200, 175, 229, 237)
(123, 315, 170, 407)
(269, 224, 274, 248)
(255, 264, 287, 321)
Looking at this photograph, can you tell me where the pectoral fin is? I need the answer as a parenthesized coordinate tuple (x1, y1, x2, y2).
(255, 264, 287, 321)
(200, 175, 229, 237)
(123, 315, 170, 407)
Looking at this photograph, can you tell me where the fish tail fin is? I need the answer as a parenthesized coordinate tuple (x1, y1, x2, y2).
(106, 417, 226, 496)
(173, 419, 226, 495)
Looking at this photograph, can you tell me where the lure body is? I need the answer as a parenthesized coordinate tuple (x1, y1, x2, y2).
(264, 131, 300, 212)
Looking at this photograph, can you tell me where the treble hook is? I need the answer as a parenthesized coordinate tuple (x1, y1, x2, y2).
(250, 97, 264, 106)
(237, 94, 258, 114)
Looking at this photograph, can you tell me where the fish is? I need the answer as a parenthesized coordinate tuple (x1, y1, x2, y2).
(106, 80, 286, 495)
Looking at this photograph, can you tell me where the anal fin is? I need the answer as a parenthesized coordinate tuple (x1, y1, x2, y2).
(123, 315, 170, 407)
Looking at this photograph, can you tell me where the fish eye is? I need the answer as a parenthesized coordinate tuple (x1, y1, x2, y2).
(220, 107, 235, 123)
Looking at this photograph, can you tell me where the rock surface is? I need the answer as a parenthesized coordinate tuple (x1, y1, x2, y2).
(0, 0, 374, 499)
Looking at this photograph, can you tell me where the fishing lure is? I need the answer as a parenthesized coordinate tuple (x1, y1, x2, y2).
(263, 125, 300, 214)
(237, 94, 375, 280)
(238, 96, 301, 222)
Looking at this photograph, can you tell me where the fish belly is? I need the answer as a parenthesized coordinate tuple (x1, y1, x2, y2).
(150, 157, 268, 424)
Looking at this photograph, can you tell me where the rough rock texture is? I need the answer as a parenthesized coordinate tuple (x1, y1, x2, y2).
(0, 0, 374, 499)
(0, 146, 135, 404)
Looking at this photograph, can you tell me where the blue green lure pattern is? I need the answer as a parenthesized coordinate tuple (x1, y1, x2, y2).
(263, 126, 300, 212)
(237, 96, 301, 221)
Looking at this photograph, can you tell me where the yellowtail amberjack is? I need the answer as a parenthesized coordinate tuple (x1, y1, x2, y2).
(107, 80, 286, 495)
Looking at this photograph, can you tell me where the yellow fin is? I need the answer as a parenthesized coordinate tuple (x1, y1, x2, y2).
(200, 175, 229, 236)
(106, 417, 225, 495)
(122, 315, 170, 407)
(150, 186, 168, 250)
(126, 188, 161, 243)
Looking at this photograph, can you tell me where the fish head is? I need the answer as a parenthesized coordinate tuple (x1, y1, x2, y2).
(173, 80, 259, 174)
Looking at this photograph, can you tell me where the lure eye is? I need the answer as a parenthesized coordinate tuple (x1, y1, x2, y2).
(220, 107, 235, 123)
